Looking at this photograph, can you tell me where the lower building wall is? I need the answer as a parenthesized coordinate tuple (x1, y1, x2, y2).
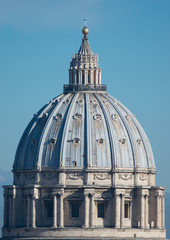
(1, 227, 166, 239)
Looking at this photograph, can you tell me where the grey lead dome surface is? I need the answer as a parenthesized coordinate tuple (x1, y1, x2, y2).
(13, 92, 155, 170)
(13, 27, 155, 172)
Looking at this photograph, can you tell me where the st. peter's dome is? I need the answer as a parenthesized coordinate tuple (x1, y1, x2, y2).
(13, 27, 155, 172)
(2, 25, 165, 240)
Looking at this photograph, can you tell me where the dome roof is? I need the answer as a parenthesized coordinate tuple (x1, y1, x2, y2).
(13, 92, 155, 171)
(13, 25, 156, 172)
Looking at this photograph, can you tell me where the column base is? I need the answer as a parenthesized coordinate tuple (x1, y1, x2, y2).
(59, 225, 64, 228)
(82, 225, 89, 228)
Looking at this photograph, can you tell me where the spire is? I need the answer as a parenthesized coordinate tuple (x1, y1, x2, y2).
(64, 21, 106, 93)
(78, 18, 93, 55)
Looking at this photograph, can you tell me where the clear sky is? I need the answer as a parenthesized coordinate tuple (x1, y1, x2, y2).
(0, 0, 170, 191)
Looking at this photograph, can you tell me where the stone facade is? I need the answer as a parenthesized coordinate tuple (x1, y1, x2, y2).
(1, 25, 166, 239)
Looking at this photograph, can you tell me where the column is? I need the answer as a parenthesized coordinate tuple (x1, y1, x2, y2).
(78, 69, 82, 84)
(115, 194, 120, 228)
(95, 69, 98, 85)
(84, 70, 88, 84)
(90, 193, 95, 227)
(145, 194, 149, 228)
(53, 194, 57, 228)
(84, 193, 89, 228)
(73, 69, 77, 84)
(140, 194, 145, 228)
(27, 195, 30, 227)
(69, 69, 73, 84)
(31, 196, 36, 228)
(90, 70, 94, 84)
(161, 195, 165, 228)
(59, 194, 64, 228)
(156, 193, 161, 228)
(11, 193, 16, 227)
(130, 201, 132, 226)
(120, 194, 124, 228)
(98, 69, 102, 84)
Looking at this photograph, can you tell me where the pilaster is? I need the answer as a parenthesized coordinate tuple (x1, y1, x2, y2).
(90, 192, 95, 227)
(115, 191, 120, 228)
(59, 192, 64, 228)
(53, 194, 57, 228)
(84, 192, 89, 228)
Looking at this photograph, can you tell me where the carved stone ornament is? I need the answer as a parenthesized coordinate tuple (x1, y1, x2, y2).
(95, 194, 111, 201)
(137, 139, 142, 145)
(42, 112, 48, 119)
(66, 173, 83, 180)
(42, 172, 58, 180)
(25, 173, 35, 180)
(73, 113, 82, 121)
(119, 138, 126, 145)
(49, 138, 57, 145)
(125, 114, 132, 122)
(112, 113, 119, 121)
(90, 99, 98, 106)
(119, 173, 132, 181)
(78, 99, 83, 104)
(53, 113, 62, 122)
(93, 173, 110, 180)
(73, 138, 81, 145)
(139, 174, 147, 181)
(93, 113, 102, 121)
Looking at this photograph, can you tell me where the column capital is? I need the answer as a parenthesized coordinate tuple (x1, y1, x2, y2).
(139, 189, 149, 197)
(155, 189, 164, 198)
(52, 188, 64, 196)
(90, 192, 95, 197)
(84, 189, 94, 196)
(84, 192, 90, 197)
(114, 189, 125, 196)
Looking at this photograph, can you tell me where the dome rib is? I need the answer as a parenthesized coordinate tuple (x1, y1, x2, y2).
(84, 93, 92, 168)
(131, 117, 155, 169)
(37, 93, 71, 169)
(116, 101, 149, 169)
(112, 97, 155, 169)
(107, 94, 155, 170)
(59, 93, 79, 167)
(100, 94, 123, 168)
(105, 94, 136, 168)
(13, 98, 54, 169)
(94, 94, 115, 168)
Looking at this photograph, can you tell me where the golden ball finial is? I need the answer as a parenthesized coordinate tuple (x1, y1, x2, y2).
(82, 26, 89, 35)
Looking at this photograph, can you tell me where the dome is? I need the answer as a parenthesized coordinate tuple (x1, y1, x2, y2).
(13, 24, 155, 173)
(13, 92, 155, 171)
(3, 24, 165, 240)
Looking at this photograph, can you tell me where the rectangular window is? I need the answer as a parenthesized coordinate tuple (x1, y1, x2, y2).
(98, 203, 104, 218)
(71, 203, 79, 218)
(124, 203, 129, 218)
(45, 200, 53, 218)
(82, 72, 85, 84)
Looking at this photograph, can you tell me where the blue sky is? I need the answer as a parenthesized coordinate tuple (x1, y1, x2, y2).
(0, 0, 170, 191)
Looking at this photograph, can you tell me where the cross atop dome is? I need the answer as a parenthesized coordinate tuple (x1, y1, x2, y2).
(83, 16, 88, 26)
(82, 17, 89, 36)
